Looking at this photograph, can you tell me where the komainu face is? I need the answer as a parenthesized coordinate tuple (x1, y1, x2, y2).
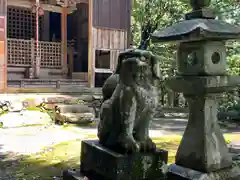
(98, 49, 161, 153)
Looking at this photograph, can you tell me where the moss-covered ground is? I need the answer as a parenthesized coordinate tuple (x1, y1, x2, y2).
(0, 102, 239, 179)
(0, 133, 238, 179)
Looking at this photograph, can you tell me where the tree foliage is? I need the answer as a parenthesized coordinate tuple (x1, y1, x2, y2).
(132, 0, 240, 108)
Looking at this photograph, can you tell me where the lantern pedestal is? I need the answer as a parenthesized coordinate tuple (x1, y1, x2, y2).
(167, 164, 240, 180)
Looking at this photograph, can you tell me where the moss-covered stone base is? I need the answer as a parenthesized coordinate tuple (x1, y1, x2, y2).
(80, 140, 168, 180)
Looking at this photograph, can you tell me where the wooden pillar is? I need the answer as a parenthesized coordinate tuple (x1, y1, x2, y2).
(0, 0, 7, 92)
(61, 2, 68, 75)
(88, 0, 94, 87)
(35, 0, 40, 78)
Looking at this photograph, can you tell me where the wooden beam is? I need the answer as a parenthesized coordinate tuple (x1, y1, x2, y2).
(94, 68, 112, 74)
(78, 0, 88, 4)
(88, 0, 94, 87)
(67, 6, 77, 14)
(8, 0, 62, 13)
(4, 87, 102, 94)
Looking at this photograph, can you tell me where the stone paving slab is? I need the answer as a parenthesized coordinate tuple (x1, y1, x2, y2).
(229, 141, 240, 154)
(0, 110, 52, 128)
(0, 125, 85, 155)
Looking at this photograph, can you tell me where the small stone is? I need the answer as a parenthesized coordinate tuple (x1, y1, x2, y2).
(56, 104, 95, 114)
(56, 112, 95, 124)
(8, 101, 23, 112)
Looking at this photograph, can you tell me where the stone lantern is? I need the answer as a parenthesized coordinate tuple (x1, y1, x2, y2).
(152, 0, 240, 179)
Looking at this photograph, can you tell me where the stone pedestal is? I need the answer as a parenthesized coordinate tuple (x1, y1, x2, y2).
(167, 164, 240, 180)
(152, 0, 240, 179)
(80, 140, 168, 180)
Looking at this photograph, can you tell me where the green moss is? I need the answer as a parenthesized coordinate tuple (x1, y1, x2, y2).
(3, 140, 82, 179)
(1, 133, 239, 179)
(26, 107, 43, 111)
(153, 134, 240, 164)
(153, 136, 181, 164)
(0, 111, 8, 117)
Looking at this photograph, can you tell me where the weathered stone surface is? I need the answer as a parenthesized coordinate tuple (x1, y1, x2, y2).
(152, 0, 240, 179)
(56, 104, 95, 114)
(63, 169, 102, 180)
(55, 112, 94, 124)
(152, 19, 240, 43)
(98, 49, 161, 153)
(62, 170, 86, 180)
(8, 101, 24, 112)
(80, 140, 168, 180)
(44, 96, 66, 104)
(174, 95, 232, 172)
(165, 76, 240, 95)
(229, 141, 240, 154)
(54, 104, 95, 124)
(167, 164, 240, 180)
(154, 110, 166, 118)
(185, 8, 216, 20)
(177, 41, 227, 76)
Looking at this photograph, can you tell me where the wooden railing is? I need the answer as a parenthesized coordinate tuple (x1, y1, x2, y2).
(7, 38, 62, 69)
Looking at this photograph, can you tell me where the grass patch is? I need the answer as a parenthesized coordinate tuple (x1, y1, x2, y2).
(153, 134, 240, 164)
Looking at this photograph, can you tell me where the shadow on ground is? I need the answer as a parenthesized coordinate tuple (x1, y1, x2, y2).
(0, 134, 239, 180)
(150, 117, 240, 134)
(0, 141, 81, 180)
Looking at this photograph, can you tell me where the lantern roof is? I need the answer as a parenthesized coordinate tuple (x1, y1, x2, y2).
(151, 19, 240, 43)
(151, 0, 240, 43)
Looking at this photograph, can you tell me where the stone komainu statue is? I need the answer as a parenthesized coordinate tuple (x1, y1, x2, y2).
(98, 49, 161, 153)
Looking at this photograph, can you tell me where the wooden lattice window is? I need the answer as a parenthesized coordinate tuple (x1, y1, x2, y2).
(7, 39, 62, 68)
(7, 6, 43, 40)
(7, 39, 32, 66)
(37, 41, 62, 68)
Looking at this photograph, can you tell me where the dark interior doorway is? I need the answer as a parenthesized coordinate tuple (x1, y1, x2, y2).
(49, 12, 61, 41)
(68, 3, 89, 73)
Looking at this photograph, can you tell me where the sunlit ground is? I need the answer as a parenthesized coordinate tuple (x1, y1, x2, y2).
(0, 133, 239, 179)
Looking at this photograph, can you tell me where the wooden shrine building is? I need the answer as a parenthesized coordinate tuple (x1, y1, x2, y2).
(0, 0, 131, 92)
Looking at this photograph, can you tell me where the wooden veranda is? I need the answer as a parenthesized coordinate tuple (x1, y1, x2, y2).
(0, 0, 131, 92)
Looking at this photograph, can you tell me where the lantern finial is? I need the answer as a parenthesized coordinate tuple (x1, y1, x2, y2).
(190, 0, 211, 10)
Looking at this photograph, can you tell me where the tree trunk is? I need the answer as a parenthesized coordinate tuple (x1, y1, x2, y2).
(138, 23, 152, 50)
